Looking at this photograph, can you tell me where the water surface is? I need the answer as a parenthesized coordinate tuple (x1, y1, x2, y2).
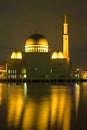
(0, 82, 87, 130)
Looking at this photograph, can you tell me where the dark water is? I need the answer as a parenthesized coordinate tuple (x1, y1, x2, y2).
(0, 82, 87, 130)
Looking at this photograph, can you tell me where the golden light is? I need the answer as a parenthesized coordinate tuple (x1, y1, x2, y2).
(75, 83, 80, 117)
(51, 51, 58, 59)
(51, 51, 64, 59)
(17, 52, 22, 59)
(11, 51, 22, 59)
(57, 52, 64, 58)
(7, 86, 24, 128)
(25, 42, 48, 53)
(63, 97, 71, 130)
(23, 102, 36, 129)
(11, 52, 16, 59)
(25, 34, 49, 52)
(25, 38, 35, 45)
(37, 38, 48, 45)
(37, 101, 49, 130)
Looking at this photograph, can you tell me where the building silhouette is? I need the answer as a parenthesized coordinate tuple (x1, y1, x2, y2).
(7, 15, 72, 81)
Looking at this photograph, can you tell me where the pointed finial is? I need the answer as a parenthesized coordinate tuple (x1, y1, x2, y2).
(64, 14, 67, 23)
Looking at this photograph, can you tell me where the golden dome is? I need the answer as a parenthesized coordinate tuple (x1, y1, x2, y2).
(11, 51, 22, 59)
(25, 33, 49, 52)
(11, 52, 16, 59)
(25, 33, 48, 46)
(57, 52, 64, 58)
(51, 51, 64, 59)
(37, 38, 48, 45)
(25, 38, 35, 46)
(51, 51, 58, 59)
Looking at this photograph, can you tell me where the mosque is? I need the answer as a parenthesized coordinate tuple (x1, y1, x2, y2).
(7, 15, 72, 81)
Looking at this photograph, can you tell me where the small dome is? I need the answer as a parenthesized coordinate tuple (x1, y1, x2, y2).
(51, 51, 58, 59)
(11, 52, 16, 59)
(57, 52, 64, 58)
(51, 51, 64, 59)
(11, 51, 22, 59)
(25, 33, 49, 52)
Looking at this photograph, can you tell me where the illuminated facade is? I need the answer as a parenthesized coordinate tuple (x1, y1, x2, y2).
(7, 15, 72, 81)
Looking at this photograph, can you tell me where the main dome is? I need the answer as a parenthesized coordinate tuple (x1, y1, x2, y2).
(25, 33, 49, 52)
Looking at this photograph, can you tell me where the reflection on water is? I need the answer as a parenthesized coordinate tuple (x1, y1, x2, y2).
(50, 86, 72, 130)
(75, 83, 80, 117)
(0, 82, 87, 130)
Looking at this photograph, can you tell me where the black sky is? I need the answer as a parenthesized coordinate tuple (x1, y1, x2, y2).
(0, 0, 87, 69)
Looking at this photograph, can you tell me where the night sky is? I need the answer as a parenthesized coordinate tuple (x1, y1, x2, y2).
(0, 0, 87, 69)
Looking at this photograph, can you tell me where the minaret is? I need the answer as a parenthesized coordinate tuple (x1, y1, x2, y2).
(63, 14, 69, 59)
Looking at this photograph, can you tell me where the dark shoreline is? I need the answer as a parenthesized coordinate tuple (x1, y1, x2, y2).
(0, 78, 87, 83)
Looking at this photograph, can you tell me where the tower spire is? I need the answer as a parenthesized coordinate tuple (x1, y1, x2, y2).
(64, 13, 67, 23)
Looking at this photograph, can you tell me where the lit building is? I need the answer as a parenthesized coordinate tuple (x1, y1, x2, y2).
(7, 15, 72, 81)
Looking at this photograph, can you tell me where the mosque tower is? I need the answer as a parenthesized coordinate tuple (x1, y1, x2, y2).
(63, 14, 69, 59)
